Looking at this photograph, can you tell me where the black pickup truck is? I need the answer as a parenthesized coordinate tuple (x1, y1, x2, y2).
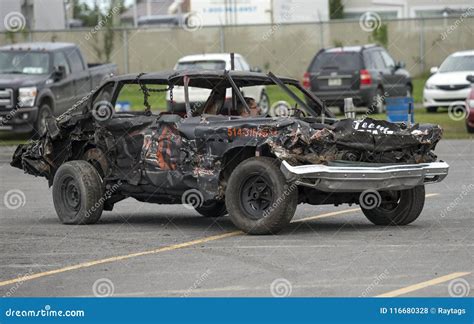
(0, 42, 117, 136)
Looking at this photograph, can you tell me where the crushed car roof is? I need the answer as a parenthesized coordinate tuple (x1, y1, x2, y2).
(112, 70, 299, 88)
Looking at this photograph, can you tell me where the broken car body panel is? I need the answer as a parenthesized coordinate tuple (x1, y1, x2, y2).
(11, 70, 449, 208)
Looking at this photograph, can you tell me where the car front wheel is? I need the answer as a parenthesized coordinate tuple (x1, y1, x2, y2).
(53, 161, 105, 225)
(225, 157, 298, 234)
(361, 186, 425, 226)
(195, 200, 227, 217)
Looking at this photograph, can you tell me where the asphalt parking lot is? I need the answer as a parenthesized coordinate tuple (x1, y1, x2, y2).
(0, 140, 472, 297)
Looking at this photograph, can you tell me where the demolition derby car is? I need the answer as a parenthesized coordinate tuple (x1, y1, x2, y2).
(11, 70, 449, 234)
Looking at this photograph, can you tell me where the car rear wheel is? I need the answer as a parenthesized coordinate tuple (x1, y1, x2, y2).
(195, 200, 227, 217)
(32, 103, 52, 139)
(225, 157, 298, 234)
(53, 161, 104, 225)
(467, 122, 474, 133)
(361, 186, 425, 226)
(427, 107, 438, 113)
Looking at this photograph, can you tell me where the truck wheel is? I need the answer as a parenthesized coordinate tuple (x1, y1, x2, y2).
(225, 157, 298, 234)
(53, 161, 104, 225)
(361, 186, 425, 226)
(195, 200, 227, 217)
(32, 103, 52, 139)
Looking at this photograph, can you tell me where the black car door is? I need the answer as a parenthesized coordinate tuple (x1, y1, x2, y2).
(49, 51, 75, 113)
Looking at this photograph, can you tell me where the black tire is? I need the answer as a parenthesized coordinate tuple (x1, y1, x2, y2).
(259, 90, 270, 115)
(32, 103, 52, 139)
(427, 107, 438, 113)
(361, 186, 425, 226)
(195, 200, 227, 217)
(467, 122, 474, 133)
(225, 157, 298, 235)
(368, 88, 385, 114)
(53, 161, 105, 225)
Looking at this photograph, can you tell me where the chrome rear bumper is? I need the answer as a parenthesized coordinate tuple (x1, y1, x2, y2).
(280, 160, 449, 192)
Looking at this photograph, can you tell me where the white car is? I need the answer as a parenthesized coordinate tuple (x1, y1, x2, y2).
(166, 53, 269, 114)
(423, 50, 474, 112)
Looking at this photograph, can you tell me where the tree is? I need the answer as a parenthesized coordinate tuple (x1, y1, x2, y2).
(370, 23, 388, 48)
(329, 0, 344, 20)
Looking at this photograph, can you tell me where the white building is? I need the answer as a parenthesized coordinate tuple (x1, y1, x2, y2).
(0, 0, 66, 31)
(189, 0, 329, 26)
(342, 0, 473, 20)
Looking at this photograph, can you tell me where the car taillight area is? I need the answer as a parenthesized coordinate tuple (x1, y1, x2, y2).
(302, 72, 311, 89)
(360, 69, 372, 85)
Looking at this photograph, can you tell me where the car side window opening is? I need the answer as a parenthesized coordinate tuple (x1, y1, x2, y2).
(53, 51, 71, 75)
(380, 51, 396, 69)
(66, 49, 85, 73)
(116, 83, 169, 112)
(369, 51, 386, 70)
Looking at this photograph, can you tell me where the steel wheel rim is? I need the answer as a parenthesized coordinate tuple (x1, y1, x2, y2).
(240, 173, 273, 220)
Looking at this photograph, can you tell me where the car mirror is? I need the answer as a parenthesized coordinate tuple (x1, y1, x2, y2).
(53, 65, 66, 81)
(396, 61, 405, 69)
(250, 66, 262, 73)
(466, 75, 474, 84)
(430, 66, 438, 74)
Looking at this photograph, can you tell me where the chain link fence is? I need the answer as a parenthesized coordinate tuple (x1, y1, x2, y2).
(0, 16, 472, 79)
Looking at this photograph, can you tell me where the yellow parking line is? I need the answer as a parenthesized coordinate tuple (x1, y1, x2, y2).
(294, 208, 360, 223)
(0, 231, 241, 288)
(425, 193, 440, 198)
(377, 272, 471, 297)
(0, 193, 440, 287)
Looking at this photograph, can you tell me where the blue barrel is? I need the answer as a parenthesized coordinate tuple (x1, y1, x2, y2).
(385, 97, 415, 123)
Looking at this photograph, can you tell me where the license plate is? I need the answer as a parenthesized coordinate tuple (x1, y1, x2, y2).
(328, 78, 342, 86)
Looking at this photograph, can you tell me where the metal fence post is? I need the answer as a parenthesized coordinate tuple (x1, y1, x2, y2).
(419, 18, 425, 75)
(220, 25, 225, 53)
(123, 29, 129, 74)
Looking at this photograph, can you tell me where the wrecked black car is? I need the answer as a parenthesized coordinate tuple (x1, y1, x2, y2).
(11, 70, 449, 234)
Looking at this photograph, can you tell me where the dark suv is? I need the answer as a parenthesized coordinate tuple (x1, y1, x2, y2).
(303, 44, 412, 114)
